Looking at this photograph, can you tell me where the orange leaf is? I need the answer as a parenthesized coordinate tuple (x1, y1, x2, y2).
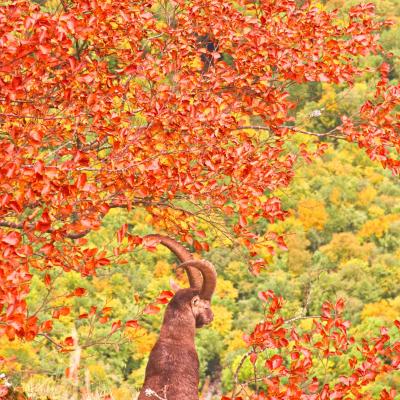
(73, 287, 86, 297)
(143, 304, 160, 315)
(125, 320, 139, 329)
(111, 320, 121, 334)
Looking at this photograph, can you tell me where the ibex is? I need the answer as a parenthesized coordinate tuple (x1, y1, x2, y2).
(138, 235, 217, 400)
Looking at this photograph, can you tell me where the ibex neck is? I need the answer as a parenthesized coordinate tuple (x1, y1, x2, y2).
(159, 307, 196, 343)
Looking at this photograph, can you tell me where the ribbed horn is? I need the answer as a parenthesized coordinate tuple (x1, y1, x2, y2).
(178, 260, 217, 301)
(143, 234, 203, 290)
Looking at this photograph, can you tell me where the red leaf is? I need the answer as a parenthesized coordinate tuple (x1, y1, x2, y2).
(44, 274, 51, 287)
(265, 355, 283, 370)
(33, 160, 45, 174)
(335, 298, 345, 314)
(59, 306, 70, 316)
(36, 210, 51, 232)
(73, 287, 86, 297)
(76, 173, 87, 189)
(29, 130, 43, 142)
(102, 307, 112, 315)
(40, 320, 53, 332)
(117, 223, 128, 244)
(64, 336, 74, 346)
(160, 290, 174, 298)
(53, 306, 70, 319)
(156, 290, 174, 304)
(258, 290, 274, 302)
(239, 214, 247, 227)
(2, 231, 21, 246)
(196, 230, 207, 238)
(124, 64, 137, 74)
(125, 320, 139, 329)
(143, 304, 160, 315)
(40, 243, 55, 255)
(276, 236, 288, 251)
(89, 306, 97, 317)
(111, 320, 121, 334)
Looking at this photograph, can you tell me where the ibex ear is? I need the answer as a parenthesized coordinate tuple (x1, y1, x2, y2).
(169, 278, 181, 293)
(191, 295, 200, 307)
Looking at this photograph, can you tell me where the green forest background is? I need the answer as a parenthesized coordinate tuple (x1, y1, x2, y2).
(1, 0, 400, 398)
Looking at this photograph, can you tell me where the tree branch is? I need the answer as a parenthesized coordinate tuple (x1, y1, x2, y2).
(0, 220, 91, 239)
(0, 113, 93, 121)
(78, 136, 109, 152)
(284, 315, 321, 325)
(236, 125, 346, 140)
(286, 126, 346, 140)
(232, 351, 251, 397)
(0, 198, 189, 239)
(37, 333, 63, 350)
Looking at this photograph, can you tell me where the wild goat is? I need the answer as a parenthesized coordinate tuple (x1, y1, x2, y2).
(138, 234, 217, 400)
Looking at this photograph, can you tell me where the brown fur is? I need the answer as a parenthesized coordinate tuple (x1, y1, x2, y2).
(138, 289, 213, 400)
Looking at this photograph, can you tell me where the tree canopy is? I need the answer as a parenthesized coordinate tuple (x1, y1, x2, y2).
(0, 0, 400, 399)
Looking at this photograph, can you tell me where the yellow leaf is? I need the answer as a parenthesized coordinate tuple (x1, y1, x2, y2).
(298, 199, 328, 231)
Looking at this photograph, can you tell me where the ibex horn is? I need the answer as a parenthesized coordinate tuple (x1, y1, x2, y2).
(178, 260, 217, 301)
(143, 234, 203, 290)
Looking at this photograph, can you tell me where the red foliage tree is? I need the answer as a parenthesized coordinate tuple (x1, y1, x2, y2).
(223, 291, 400, 400)
(0, 0, 399, 383)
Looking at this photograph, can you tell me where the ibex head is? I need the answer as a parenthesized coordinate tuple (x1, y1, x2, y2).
(191, 291, 213, 328)
(144, 235, 217, 328)
(171, 259, 216, 328)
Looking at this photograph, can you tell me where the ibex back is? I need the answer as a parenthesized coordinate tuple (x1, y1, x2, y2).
(138, 235, 217, 400)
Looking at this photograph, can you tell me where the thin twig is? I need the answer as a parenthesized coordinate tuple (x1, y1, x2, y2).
(31, 271, 62, 317)
(284, 315, 321, 324)
(232, 351, 250, 397)
(253, 358, 258, 394)
(286, 126, 346, 140)
(235, 125, 346, 140)
(38, 333, 63, 349)
(240, 373, 274, 386)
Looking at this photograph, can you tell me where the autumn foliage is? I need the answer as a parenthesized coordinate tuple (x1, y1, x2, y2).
(0, 0, 400, 397)
(222, 291, 400, 400)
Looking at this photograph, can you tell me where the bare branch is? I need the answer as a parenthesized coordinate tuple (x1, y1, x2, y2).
(232, 351, 251, 397)
(285, 126, 346, 140)
(78, 136, 108, 152)
(0, 221, 24, 229)
(284, 315, 321, 325)
(236, 125, 346, 140)
(37, 333, 63, 350)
